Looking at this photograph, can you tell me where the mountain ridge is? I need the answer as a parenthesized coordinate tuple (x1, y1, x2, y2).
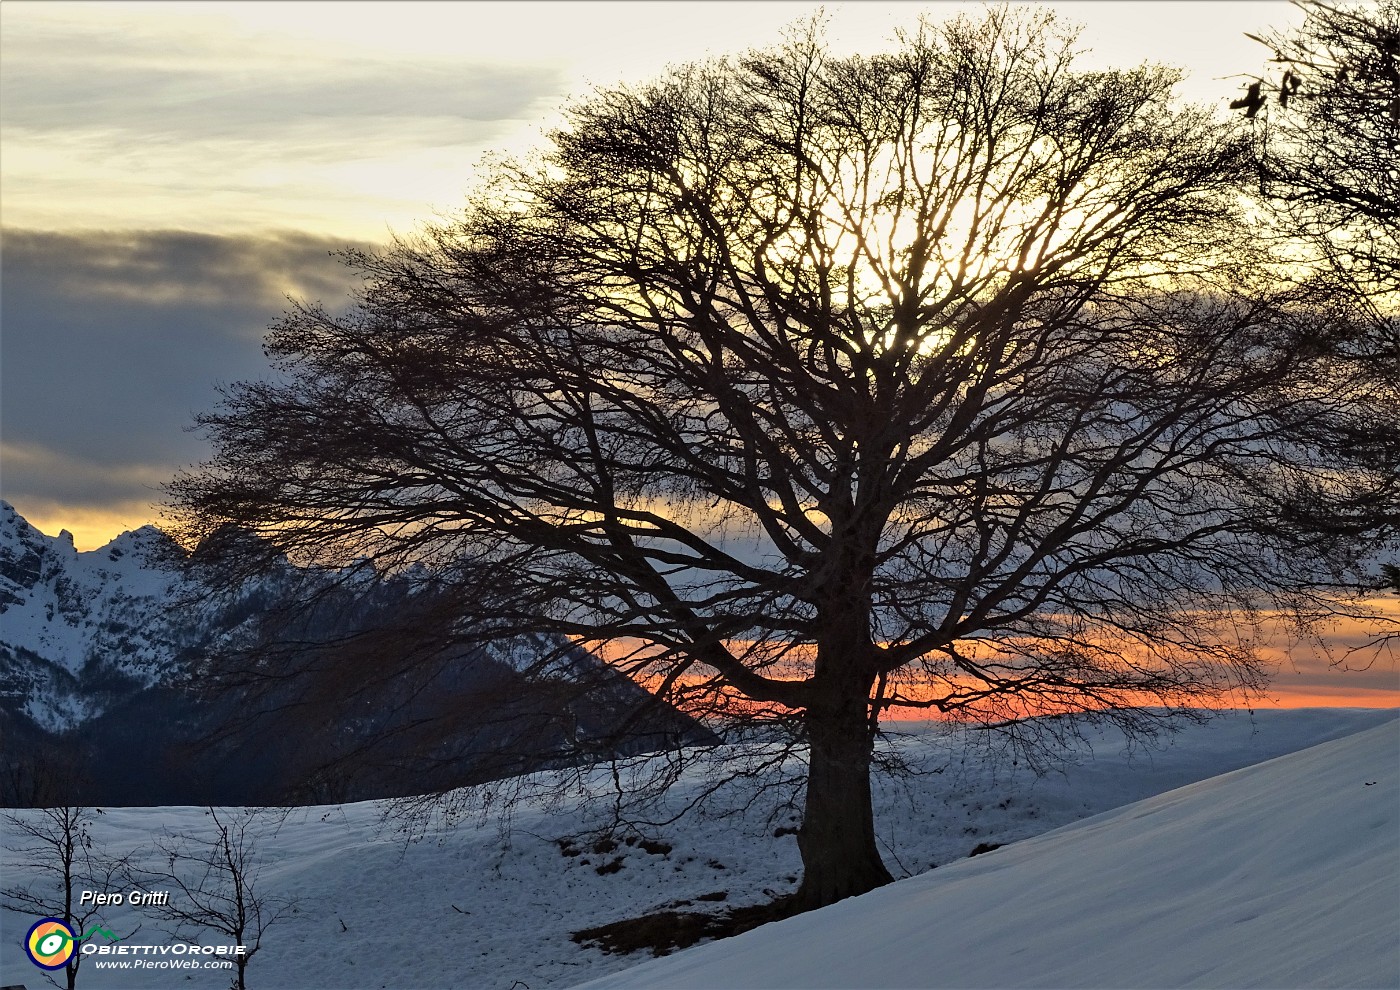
(0, 499, 283, 730)
(0, 501, 715, 806)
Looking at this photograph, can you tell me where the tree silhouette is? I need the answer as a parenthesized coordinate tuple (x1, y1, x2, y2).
(1241, 0, 1399, 623)
(1243, 0, 1399, 296)
(170, 8, 1399, 910)
(2, 808, 130, 990)
(127, 808, 295, 990)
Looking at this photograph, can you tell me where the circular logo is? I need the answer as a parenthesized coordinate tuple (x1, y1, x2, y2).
(25, 917, 76, 970)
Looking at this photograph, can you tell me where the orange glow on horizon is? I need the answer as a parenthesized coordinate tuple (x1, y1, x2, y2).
(583, 616, 1400, 717)
(8, 499, 162, 553)
(1252, 685, 1400, 709)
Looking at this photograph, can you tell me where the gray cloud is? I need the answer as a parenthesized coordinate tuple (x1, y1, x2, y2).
(3, 63, 560, 149)
(0, 229, 372, 509)
(0, 441, 172, 510)
(1, 22, 564, 150)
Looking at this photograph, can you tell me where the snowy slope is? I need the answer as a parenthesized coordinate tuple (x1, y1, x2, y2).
(1, 708, 1394, 990)
(0, 501, 196, 728)
(0, 501, 185, 671)
(579, 719, 1400, 990)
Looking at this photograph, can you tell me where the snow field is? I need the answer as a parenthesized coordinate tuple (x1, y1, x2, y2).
(1, 708, 1394, 990)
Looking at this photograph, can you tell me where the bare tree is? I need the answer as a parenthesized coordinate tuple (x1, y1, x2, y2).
(1238, 0, 1399, 602)
(2, 807, 129, 989)
(169, 8, 1400, 910)
(128, 807, 295, 990)
(1241, 0, 1398, 295)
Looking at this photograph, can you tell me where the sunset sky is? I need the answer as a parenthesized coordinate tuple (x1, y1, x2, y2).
(2, 1, 1393, 704)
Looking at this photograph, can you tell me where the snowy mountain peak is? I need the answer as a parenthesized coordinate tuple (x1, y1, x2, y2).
(96, 523, 184, 567)
(1, 498, 66, 556)
(1, 498, 37, 537)
(1, 500, 77, 608)
(0, 503, 195, 729)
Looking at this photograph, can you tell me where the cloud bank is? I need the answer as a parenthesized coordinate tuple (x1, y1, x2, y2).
(1, 228, 371, 544)
(1, 8, 564, 234)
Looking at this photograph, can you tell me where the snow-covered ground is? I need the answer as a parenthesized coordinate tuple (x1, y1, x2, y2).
(1, 708, 1395, 990)
(581, 716, 1400, 990)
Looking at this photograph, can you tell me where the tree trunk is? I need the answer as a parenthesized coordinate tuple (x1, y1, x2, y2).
(792, 690, 893, 911)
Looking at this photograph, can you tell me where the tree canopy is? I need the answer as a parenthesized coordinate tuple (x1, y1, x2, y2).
(171, 7, 1400, 910)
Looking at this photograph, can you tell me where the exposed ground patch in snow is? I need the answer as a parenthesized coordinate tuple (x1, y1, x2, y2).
(1, 708, 1394, 990)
